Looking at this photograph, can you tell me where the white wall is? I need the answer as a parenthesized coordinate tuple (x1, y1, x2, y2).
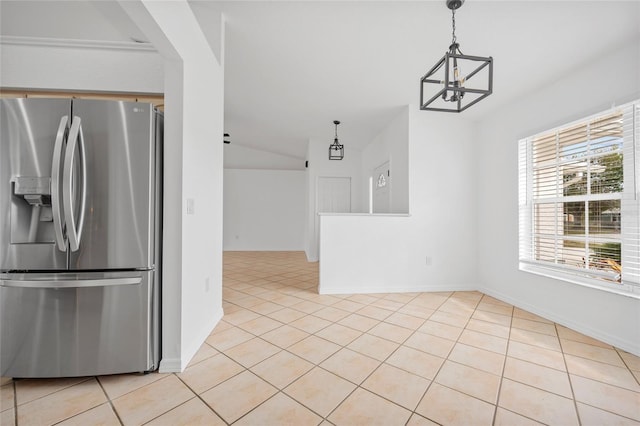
(224, 169, 305, 251)
(476, 41, 640, 355)
(0, 38, 163, 93)
(304, 139, 363, 261)
(361, 107, 409, 213)
(120, 0, 225, 372)
(224, 143, 303, 170)
(319, 105, 478, 294)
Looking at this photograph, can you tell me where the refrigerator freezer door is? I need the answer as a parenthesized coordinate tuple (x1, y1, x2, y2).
(68, 100, 156, 270)
(0, 98, 70, 271)
(0, 270, 158, 377)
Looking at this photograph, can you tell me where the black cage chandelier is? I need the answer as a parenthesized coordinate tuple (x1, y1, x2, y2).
(420, 0, 493, 113)
(329, 120, 344, 160)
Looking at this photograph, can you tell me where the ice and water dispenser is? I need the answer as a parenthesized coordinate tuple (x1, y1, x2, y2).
(11, 176, 55, 244)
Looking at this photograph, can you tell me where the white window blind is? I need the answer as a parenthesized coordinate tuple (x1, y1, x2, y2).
(519, 101, 640, 293)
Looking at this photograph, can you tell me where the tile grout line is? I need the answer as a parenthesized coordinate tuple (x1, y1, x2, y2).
(556, 322, 583, 426)
(12, 380, 17, 426)
(491, 298, 514, 426)
(94, 376, 125, 426)
(171, 373, 232, 426)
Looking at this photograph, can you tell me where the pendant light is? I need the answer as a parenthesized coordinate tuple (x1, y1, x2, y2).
(329, 120, 344, 160)
(420, 0, 493, 113)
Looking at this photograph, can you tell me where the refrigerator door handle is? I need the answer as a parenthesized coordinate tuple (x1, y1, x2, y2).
(51, 115, 68, 252)
(0, 276, 142, 289)
(63, 116, 87, 252)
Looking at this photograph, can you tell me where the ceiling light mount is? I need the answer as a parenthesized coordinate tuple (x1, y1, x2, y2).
(329, 120, 344, 160)
(420, 0, 493, 113)
(445, 0, 464, 10)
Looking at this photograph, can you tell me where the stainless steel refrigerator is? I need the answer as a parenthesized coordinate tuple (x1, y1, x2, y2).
(0, 98, 162, 378)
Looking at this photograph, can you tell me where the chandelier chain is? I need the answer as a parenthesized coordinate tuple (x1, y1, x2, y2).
(451, 8, 457, 44)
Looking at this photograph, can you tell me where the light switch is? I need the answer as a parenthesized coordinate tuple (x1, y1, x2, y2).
(186, 198, 195, 215)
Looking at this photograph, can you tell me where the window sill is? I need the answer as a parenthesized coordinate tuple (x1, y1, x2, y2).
(520, 263, 640, 300)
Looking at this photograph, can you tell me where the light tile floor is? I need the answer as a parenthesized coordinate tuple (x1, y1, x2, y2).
(1, 251, 639, 425)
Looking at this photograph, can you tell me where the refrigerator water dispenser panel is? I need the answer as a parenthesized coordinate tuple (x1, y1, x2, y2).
(11, 177, 55, 244)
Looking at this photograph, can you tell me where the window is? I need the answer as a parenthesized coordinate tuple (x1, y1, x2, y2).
(518, 101, 640, 295)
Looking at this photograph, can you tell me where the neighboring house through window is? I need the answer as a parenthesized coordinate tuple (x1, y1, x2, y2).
(518, 100, 640, 295)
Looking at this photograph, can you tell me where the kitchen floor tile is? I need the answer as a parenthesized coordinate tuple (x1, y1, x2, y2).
(509, 327, 562, 352)
(177, 353, 244, 394)
(112, 375, 194, 425)
(288, 335, 341, 364)
(511, 317, 557, 336)
(145, 397, 225, 426)
(384, 312, 426, 330)
(368, 322, 413, 344)
(99, 372, 167, 400)
(465, 318, 510, 339)
(347, 333, 399, 361)
(205, 326, 254, 351)
(17, 379, 107, 426)
(289, 314, 332, 334)
(507, 340, 566, 371)
(224, 337, 281, 368)
(429, 310, 470, 328)
(565, 354, 640, 391)
(234, 392, 322, 426)
(337, 313, 380, 332)
(557, 325, 613, 348)
(448, 343, 505, 376)
(237, 315, 283, 335)
(200, 370, 277, 424)
(56, 403, 120, 426)
(498, 378, 579, 425)
(312, 306, 351, 322)
(503, 357, 572, 398)
(404, 331, 456, 358)
(362, 363, 430, 410)
(385, 346, 445, 380)
(1, 384, 14, 412)
(315, 323, 362, 346)
(1, 408, 15, 426)
(417, 320, 463, 341)
(15, 377, 89, 406)
(434, 360, 501, 404)
(458, 329, 508, 354)
(570, 374, 640, 421)
(328, 387, 411, 426)
(415, 382, 495, 426)
(260, 325, 309, 348)
(561, 339, 626, 367)
(250, 351, 314, 389)
(494, 407, 543, 426)
(267, 307, 307, 323)
(576, 401, 640, 426)
(406, 413, 440, 426)
(284, 367, 356, 417)
(320, 348, 380, 385)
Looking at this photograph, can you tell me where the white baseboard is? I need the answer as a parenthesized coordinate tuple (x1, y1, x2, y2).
(319, 283, 478, 295)
(158, 307, 224, 373)
(478, 285, 640, 357)
(158, 358, 182, 373)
